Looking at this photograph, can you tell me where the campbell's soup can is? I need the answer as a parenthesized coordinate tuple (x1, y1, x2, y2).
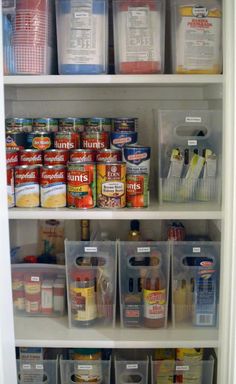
(112, 117, 138, 132)
(6, 131, 26, 150)
(110, 131, 138, 150)
(7, 167, 15, 208)
(123, 145, 151, 175)
(96, 149, 122, 162)
(6, 118, 32, 133)
(44, 149, 69, 165)
(19, 149, 43, 166)
(67, 162, 96, 209)
(6, 149, 19, 167)
(70, 149, 96, 163)
(59, 118, 84, 133)
(15, 166, 40, 208)
(84, 117, 112, 133)
(81, 132, 109, 151)
(27, 131, 53, 151)
(40, 166, 67, 208)
(97, 162, 126, 208)
(126, 174, 149, 208)
(33, 118, 58, 133)
(54, 131, 80, 150)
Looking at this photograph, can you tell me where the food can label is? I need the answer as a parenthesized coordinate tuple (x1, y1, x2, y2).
(19, 151, 42, 166)
(97, 163, 126, 208)
(71, 286, 97, 321)
(67, 164, 96, 209)
(123, 146, 151, 174)
(96, 150, 121, 162)
(126, 174, 148, 208)
(110, 131, 138, 149)
(7, 167, 15, 208)
(143, 289, 166, 319)
(43, 150, 69, 165)
(40, 168, 66, 208)
(82, 132, 109, 150)
(59, 118, 84, 133)
(6, 150, 19, 167)
(70, 150, 96, 163)
(32, 136, 52, 150)
(54, 132, 79, 150)
(15, 168, 39, 208)
(113, 118, 137, 132)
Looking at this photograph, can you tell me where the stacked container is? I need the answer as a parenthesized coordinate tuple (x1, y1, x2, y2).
(16, 359, 58, 384)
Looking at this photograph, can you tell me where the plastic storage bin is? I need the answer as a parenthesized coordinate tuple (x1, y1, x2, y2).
(56, 0, 108, 74)
(11, 263, 66, 317)
(171, 0, 222, 74)
(158, 109, 222, 204)
(113, 0, 165, 74)
(60, 357, 111, 384)
(172, 242, 220, 328)
(119, 242, 170, 328)
(4, 0, 56, 75)
(65, 240, 117, 328)
(17, 359, 58, 384)
(115, 352, 149, 384)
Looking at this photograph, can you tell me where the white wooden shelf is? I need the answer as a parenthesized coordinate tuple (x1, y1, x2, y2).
(14, 316, 218, 349)
(4, 74, 223, 87)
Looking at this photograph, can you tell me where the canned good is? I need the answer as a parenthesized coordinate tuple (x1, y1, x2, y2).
(110, 131, 138, 150)
(96, 149, 122, 162)
(81, 132, 109, 151)
(123, 145, 151, 175)
(15, 166, 40, 208)
(40, 166, 67, 208)
(19, 149, 43, 166)
(97, 162, 126, 208)
(43, 149, 69, 166)
(7, 167, 15, 208)
(70, 149, 96, 163)
(27, 131, 53, 150)
(6, 149, 19, 167)
(6, 131, 26, 150)
(84, 117, 112, 132)
(54, 131, 80, 150)
(33, 118, 58, 133)
(112, 117, 138, 132)
(126, 174, 149, 208)
(59, 118, 84, 133)
(6, 118, 32, 133)
(67, 162, 96, 209)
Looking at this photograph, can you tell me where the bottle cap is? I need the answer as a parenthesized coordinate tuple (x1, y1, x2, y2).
(130, 220, 140, 231)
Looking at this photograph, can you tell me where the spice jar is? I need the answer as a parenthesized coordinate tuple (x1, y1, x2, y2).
(72, 349, 102, 383)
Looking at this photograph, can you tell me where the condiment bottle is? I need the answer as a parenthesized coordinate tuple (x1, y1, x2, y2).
(81, 219, 90, 241)
(72, 349, 102, 383)
(128, 220, 141, 241)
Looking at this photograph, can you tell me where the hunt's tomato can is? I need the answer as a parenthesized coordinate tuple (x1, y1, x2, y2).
(27, 131, 53, 150)
(6, 149, 19, 167)
(67, 162, 96, 209)
(54, 131, 80, 150)
(40, 166, 67, 208)
(70, 149, 96, 163)
(81, 132, 109, 151)
(97, 162, 126, 208)
(96, 149, 122, 162)
(126, 174, 149, 208)
(43, 149, 69, 165)
(15, 166, 40, 208)
(7, 166, 15, 208)
(19, 149, 43, 166)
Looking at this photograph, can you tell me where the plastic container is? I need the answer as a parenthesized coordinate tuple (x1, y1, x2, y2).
(115, 352, 149, 384)
(113, 0, 166, 74)
(119, 241, 170, 328)
(17, 359, 58, 384)
(60, 356, 111, 384)
(65, 240, 117, 328)
(158, 109, 222, 204)
(56, 0, 108, 74)
(171, 0, 222, 74)
(172, 242, 220, 328)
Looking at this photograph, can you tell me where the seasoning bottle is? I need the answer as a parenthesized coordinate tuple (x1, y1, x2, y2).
(81, 220, 90, 241)
(143, 250, 167, 328)
(128, 220, 141, 241)
(72, 349, 102, 383)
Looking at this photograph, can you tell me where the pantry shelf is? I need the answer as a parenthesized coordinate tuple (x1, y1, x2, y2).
(14, 316, 219, 349)
(4, 74, 223, 87)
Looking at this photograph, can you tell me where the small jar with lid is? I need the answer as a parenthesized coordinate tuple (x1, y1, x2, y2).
(72, 349, 102, 383)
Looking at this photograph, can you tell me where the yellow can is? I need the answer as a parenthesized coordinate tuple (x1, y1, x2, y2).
(97, 162, 126, 208)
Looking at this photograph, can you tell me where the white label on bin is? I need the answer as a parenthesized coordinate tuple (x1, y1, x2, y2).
(126, 364, 138, 370)
(176, 365, 189, 371)
(36, 364, 43, 370)
(78, 365, 92, 370)
(22, 364, 31, 370)
(193, 247, 201, 253)
(137, 247, 150, 253)
(188, 140, 198, 146)
(84, 247, 97, 253)
(185, 117, 202, 123)
(31, 276, 40, 282)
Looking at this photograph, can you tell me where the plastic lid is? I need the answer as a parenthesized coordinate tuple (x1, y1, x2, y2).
(130, 220, 140, 231)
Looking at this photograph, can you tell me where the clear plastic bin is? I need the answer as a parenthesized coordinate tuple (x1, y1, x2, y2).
(113, 0, 165, 74)
(158, 109, 222, 205)
(171, 0, 222, 74)
(115, 353, 149, 384)
(119, 242, 170, 328)
(60, 357, 111, 384)
(4, 0, 56, 75)
(172, 242, 220, 328)
(65, 240, 117, 328)
(56, 0, 108, 74)
(11, 264, 66, 317)
(17, 359, 58, 384)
